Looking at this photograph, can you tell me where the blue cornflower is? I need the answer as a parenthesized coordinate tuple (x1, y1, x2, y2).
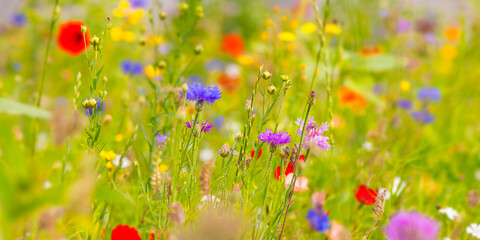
(397, 99, 413, 110)
(120, 60, 143, 75)
(186, 82, 222, 105)
(417, 87, 441, 101)
(11, 13, 27, 27)
(306, 209, 330, 232)
(129, 0, 151, 8)
(411, 110, 435, 124)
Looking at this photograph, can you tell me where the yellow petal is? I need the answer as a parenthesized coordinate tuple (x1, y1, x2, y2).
(110, 27, 124, 42)
(127, 9, 144, 25)
(325, 24, 342, 35)
(400, 81, 410, 92)
(144, 65, 161, 78)
(278, 32, 296, 42)
(237, 54, 255, 66)
(159, 164, 168, 172)
(301, 22, 317, 34)
(113, 8, 124, 18)
(115, 134, 124, 142)
(122, 31, 136, 42)
(439, 44, 457, 60)
(119, 0, 130, 9)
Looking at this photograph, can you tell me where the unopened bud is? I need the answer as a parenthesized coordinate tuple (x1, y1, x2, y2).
(194, 100, 204, 112)
(182, 83, 188, 93)
(308, 91, 315, 105)
(234, 131, 243, 142)
(195, 6, 204, 18)
(280, 74, 289, 82)
(245, 99, 252, 113)
(178, 3, 189, 11)
(159, 12, 167, 20)
(103, 76, 108, 84)
(138, 38, 146, 46)
(90, 36, 100, 46)
(218, 143, 232, 158)
(157, 60, 167, 70)
(82, 98, 97, 109)
(194, 44, 203, 55)
(267, 85, 277, 95)
(261, 71, 271, 80)
(81, 25, 87, 34)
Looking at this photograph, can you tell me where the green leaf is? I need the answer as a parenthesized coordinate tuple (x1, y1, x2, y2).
(0, 98, 51, 119)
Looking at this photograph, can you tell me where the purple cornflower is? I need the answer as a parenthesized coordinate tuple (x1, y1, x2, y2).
(295, 118, 331, 151)
(128, 0, 151, 8)
(384, 211, 439, 240)
(258, 129, 291, 146)
(186, 82, 222, 105)
(411, 111, 435, 124)
(120, 60, 143, 75)
(155, 134, 167, 145)
(83, 97, 104, 117)
(397, 18, 411, 33)
(185, 121, 214, 133)
(306, 209, 330, 232)
(11, 13, 27, 27)
(417, 87, 441, 102)
(397, 99, 413, 110)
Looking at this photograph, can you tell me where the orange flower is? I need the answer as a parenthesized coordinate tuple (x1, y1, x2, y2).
(221, 34, 244, 57)
(361, 45, 380, 57)
(338, 86, 367, 109)
(445, 26, 459, 42)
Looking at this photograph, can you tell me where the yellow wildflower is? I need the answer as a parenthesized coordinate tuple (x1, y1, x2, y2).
(440, 44, 457, 60)
(237, 54, 255, 66)
(127, 9, 145, 25)
(159, 164, 168, 172)
(106, 161, 114, 170)
(287, 43, 295, 51)
(123, 31, 136, 42)
(119, 0, 130, 9)
(290, 19, 299, 29)
(115, 134, 124, 142)
(301, 22, 317, 34)
(144, 65, 161, 79)
(111, 27, 124, 42)
(100, 150, 116, 161)
(400, 81, 410, 92)
(325, 23, 342, 35)
(147, 35, 164, 46)
(113, 8, 124, 18)
(260, 31, 268, 41)
(278, 32, 296, 42)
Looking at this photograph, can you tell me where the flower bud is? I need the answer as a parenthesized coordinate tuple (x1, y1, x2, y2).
(194, 123, 201, 137)
(234, 131, 243, 142)
(195, 6, 204, 18)
(82, 98, 97, 109)
(81, 25, 87, 34)
(308, 91, 316, 106)
(245, 99, 252, 113)
(103, 76, 108, 84)
(269, 142, 278, 153)
(182, 83, 188, 94)
(267, 85, 277, 95)
(159, 12, 168, 20)
(194, 44, 203, 55)
(178, 3, 189, 11)
(100, 90, 108, 99)
(218, 143, 232, 158)
(157, 60, 167, 70)
(106, 21, 112, 31)
(138, 38, 146, 46)
(261, 71, 271, 80)
(284, 79, 292, 89)
(280, 74, 289, 82)
(90, 36, 100, 46)
(195, 100, 204, 112)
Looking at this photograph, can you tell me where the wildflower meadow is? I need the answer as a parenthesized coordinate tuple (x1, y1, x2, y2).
(1, 0, 480, 239)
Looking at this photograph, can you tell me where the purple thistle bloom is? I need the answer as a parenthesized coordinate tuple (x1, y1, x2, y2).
(411, 111, 435, 124)
(11, 13, 27, 27)
(155, 134, 167, 145)
(397, 99, 413, 110)
(83, 98, 104, 117)
(397, 18, 411, 33)
(417, 87, 441, 102)
(384, 211, 439, 240)
(306, 209, 330, 232)
(185, 121, 214, 133)
(258, 129, 291, 146)
(295, 118, 331, 151)
(186, 82, 222, 105)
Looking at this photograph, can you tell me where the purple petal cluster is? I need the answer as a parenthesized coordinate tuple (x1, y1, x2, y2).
(128, 0, 151, 8)
(258, 129, 291, 146)
(295, 118, 331, 151)
(186, 82, 222, 105)
(11, 13, 27, 27)
(417, 87, 441, 101)
(411, 110, 435, 124)
(185, 121, 214, 133)
(397, 99, 413, 110)
(155, 134, 167, 145)
(384, 211, 439, 240)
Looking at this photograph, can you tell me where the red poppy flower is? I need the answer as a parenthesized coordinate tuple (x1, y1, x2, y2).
(355, 185, 378, 205)
(275, 163, 294, 180)
(57, 20, 90, 56)
(299, 154, 305, 163)
(250, 149, 262, 159)
(112, 224, 141, 240)
(218, 71, 241, 93)
(221, 34, 244, 57)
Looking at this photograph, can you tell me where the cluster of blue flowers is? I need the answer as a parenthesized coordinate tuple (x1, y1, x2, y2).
(397, 87, 441, 124)
(186, 81, 222, 105)
(120, 60, 143, 76)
